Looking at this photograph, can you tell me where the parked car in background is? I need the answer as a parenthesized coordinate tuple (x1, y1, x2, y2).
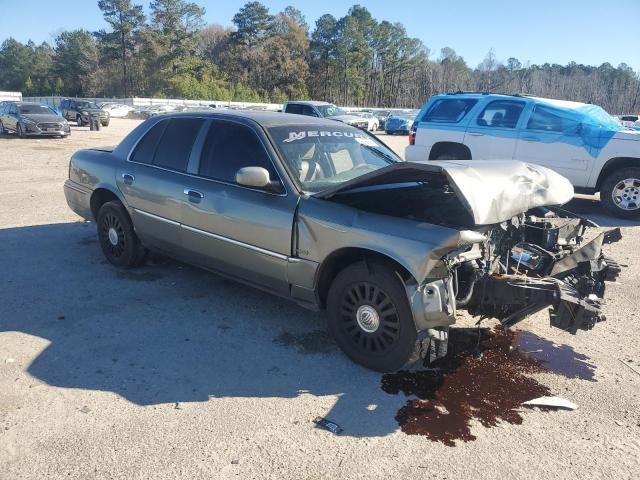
(283, 101, 369, 129)
(60, 99, 110, 127)
(356, 112, 380, 131)
(373, 110, 391, 130)
(618, 115, 639, 128)
(385, 113, 416, 135)
(63, 111, 621, 372)
(139, 104, 178, 118)
(100, 103, 135, 118)
(406, 93, 640, 218)
(0, 101, 70, 138)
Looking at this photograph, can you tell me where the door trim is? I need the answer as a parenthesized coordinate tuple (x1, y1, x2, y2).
(133, 208, 180, 226)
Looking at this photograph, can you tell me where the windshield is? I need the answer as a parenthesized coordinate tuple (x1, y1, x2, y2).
(18, 105, 56, 115)
(316, 104, 347, 118)
(267, 125, 400, 193)
(77, 101, 99, 109)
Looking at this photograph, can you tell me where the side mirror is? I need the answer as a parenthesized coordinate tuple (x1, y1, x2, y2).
(236, 166, 283, 193)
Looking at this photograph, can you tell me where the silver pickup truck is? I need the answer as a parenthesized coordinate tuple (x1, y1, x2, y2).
(64, 111, 621, 372)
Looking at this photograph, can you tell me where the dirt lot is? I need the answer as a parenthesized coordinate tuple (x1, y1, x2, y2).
(1, 119, 639, 479)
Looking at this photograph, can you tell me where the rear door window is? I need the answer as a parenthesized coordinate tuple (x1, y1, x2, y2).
(130, 120, 169, 164)
(423, 98, 477, 123)
(300, 105, 318, 117)
(476, 100, 525, 128)
(526, 105, 578, 133)
(152, 118, 204, 172)
(198, 120, 279, 186)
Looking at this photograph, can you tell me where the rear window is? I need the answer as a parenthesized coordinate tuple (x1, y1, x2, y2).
(423, 98, 477, 123)
(130, 120, 168, 164)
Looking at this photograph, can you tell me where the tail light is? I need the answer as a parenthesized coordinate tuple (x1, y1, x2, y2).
(409, 122, 417, 145)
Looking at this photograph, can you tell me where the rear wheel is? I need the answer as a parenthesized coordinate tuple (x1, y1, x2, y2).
(97, 201, 146, 267)
(17, 124, 24, 138)
(600, 167, 640, 218)
(327, 261, 417, 372)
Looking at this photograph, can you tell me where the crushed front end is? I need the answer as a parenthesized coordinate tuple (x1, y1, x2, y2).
(451, 207, 622, 334)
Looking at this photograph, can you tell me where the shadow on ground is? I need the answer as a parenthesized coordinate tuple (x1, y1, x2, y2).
(565, 196, 640, 227)
(0, 222, 601, 438)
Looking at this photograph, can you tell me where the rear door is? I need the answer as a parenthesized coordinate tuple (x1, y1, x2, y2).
(463, 99, 526, 159)
(116, 117, 206, 253)
(181, 119, 296, 293)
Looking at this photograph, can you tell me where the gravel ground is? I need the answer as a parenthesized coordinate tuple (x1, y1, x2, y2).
(1, 119, 639, 479)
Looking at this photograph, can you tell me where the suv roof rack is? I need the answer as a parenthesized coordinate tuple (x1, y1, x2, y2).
(445, 91, 533, 98)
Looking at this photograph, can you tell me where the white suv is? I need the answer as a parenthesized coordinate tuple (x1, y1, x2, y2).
(406, 93, 640, 218)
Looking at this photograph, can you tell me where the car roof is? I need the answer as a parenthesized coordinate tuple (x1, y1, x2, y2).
(438, 92, 591, 108)
(162, 110, 349, 128)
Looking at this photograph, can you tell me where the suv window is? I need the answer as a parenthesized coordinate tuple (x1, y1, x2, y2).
(286, 103, 303, 115)
(300, 105, 318, 117)
(198, 121, 279, 186)
(60, 100, 67, 108)
(527, 105, 578, 133)
(153, 118, 204, 171)
(130, 120, 168, 164)
(477, 100, 525, 128)
(423, 98, 477, 123)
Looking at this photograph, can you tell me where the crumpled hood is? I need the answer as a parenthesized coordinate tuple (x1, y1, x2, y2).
(314, 160, 574, 225)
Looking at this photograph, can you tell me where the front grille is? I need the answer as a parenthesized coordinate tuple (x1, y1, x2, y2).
(38, 122, 62, 129)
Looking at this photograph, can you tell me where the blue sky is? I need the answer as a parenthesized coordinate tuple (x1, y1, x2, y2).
(1, 0, 638, 71)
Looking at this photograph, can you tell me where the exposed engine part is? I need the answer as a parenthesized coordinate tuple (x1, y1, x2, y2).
(453, 208, 622, 335)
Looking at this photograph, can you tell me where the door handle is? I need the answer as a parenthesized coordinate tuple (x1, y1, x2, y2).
(184, 189, 204, 200)
(521, 135, 540, 142)
(122, 173, 135, 185)
(468, 131, 484, 136)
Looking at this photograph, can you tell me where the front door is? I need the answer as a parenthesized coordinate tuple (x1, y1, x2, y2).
(463, 99, 525, 159)
(515, 103, 595, 185)
(181, 119, 296, 294)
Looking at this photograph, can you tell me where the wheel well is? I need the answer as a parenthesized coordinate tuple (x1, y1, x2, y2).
(596, 157, 640, 190)
(429, 142, 472, 160)
(90, 188, 121, 221)
(315, 248, 414, 309)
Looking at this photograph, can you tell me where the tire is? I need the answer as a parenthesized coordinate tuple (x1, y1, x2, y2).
(76, 114, 84, 127)
(327, 260, 418, 372)
(0, 120, 5, 134)
(96, 201, 146, 267)
(600, 167, 640, 218)
(17, 124, 24, 138)
(102, 120, 110, 127)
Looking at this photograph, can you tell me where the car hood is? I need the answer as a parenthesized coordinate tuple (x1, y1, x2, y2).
(21, 113, 64, 123)
(329, 114, 366, 124)
(313, 160, 574, 225)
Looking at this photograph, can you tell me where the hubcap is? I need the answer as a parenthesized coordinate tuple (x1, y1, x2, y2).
(612, 178, 640, 211)
(340, 282, 400, 354)
(108, 227, 119, 246)
(356, 305, 380, 333)
(100, 213, 125, 257)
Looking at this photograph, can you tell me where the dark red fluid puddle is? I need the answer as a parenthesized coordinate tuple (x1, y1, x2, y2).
(381, 328, 595, 446)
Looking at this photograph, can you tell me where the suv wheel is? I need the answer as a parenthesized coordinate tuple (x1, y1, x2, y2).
(76, 114, 84, 127)
(0, 120, 5, 134)
(600, 167, 640, 218)
(17, 124, 24, 138)
(97, 201, 147, 267)
(327, 261, 417, 372)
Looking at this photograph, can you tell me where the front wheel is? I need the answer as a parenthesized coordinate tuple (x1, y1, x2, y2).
(76, 114, 84, 127)
(97, 201, 146, 267)
(327, 261, 418, 372)
(600, 167, 640, 218)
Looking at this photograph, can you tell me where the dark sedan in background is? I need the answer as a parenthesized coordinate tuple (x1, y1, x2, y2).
(0, 102, 70, 138)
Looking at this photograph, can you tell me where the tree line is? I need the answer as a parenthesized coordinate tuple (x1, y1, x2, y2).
(0, 0, 638, 113)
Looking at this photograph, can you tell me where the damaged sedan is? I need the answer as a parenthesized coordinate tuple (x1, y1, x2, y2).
(63, 112, 622, 372)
